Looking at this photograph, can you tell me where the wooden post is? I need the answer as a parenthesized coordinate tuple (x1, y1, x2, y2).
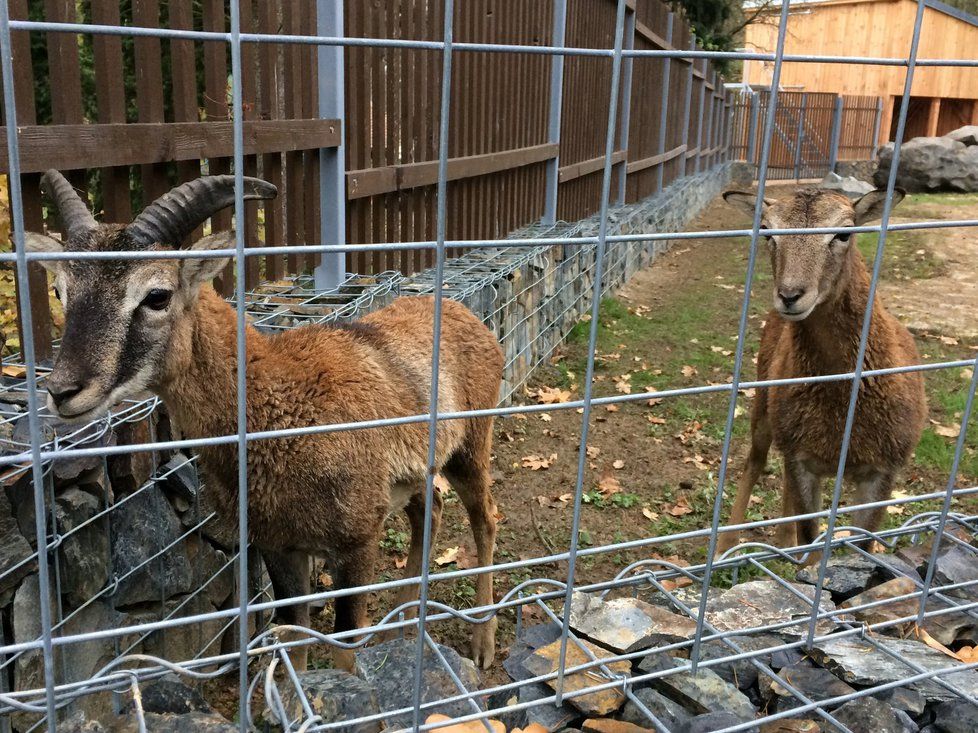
(926, 97, 941, 137)
(971, 99, 978, 125)
(878, 95, 895, 148)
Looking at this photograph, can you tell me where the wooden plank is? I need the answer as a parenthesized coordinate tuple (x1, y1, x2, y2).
(258, 0, 284, 281)
(168, 0, 204, 242)
(347, 142, 559, 199)
(557, 149, 627, 183)
(90, 1, 132, 222)
(624, 144, 687, 174)
(132, 0, 170, 205)
(634, 19, 671, 50)
(0, 120, 342, 173)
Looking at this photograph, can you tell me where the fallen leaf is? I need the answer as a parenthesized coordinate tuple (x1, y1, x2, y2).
(661, 577, 694, 591)
(642, 506, 659, 521)
(522, 453, 557, 470)
(748, 494, 764, 506)
(664, 496, 693, 517)
(887, 489, 911, 515)
(612, 459, 625, 470)
(605, 404, 619, 413)
(940, 335, 959, 346)
(916, 625, 960, 660)
(596, 467, 623, 496)
(586, 445, 601, 459)
(534, 386, 572, 404)
(933, 423, 961, 439)
(394, 556, 408, 569)
(613, 374, 632, 394)
(540, 413, 552, 422)
(647, 415, 667, 425)
(434, 546, 460, 566)
(683, 454, 710, 470)
(681, 365, 698, 378)
(318, 571, 333, 588)
(1, 365, 25, 378)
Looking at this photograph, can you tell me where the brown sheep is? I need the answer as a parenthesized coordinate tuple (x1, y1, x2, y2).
(719, 186, 927, 553)
(24, 170, 503, 670)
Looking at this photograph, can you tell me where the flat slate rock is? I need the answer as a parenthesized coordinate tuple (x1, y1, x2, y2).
(520, 681, 578, 732)
(934, 545, 978, 602)
(620, 687, 692, 730)
(277, 669, 381, 733)
(873, 687, 927, 717)
(523, 637, 631, 716)
(698, 633, 802, 691)
(831, 696, 913, 733)
(811, 636, 978, 702)
(355, 639, 481, 728)
(759, 660, 856, 707)
(700, 580, 838, 637)
(123, 676, 212, 716)
(638, 654, 756, 723)
(795, 553, 878, 600)
(933, 699, 978, 733)
(679, 712, 759, 733)
(570, 591, 698, 653)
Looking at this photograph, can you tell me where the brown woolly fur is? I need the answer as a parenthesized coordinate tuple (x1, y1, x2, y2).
(161, 289, 504, 669)
(24, 172, 503, 671)
(719, 187, 927, 554)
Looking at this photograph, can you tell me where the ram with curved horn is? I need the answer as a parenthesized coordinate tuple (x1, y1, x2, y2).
(24, 170, 503, 671)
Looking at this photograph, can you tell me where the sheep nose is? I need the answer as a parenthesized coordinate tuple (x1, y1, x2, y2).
(778, 288, 805, 309)
(47, 376, 84, 408)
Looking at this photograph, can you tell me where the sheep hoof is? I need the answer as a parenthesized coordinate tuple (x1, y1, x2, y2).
(470, 617, 497, 670)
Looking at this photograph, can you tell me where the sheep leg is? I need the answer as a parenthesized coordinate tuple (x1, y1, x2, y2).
(785, 459, 823, 564)
(852, 469, 893, 541)
(445, 443, 498, 670)
(383, 488, 444, 640)
(265, 549, 311, 672)
(717, 402, 772, 555)
(331, 543, 379, 672)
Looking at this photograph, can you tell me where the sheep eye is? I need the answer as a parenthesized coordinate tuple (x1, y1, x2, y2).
(759, 225, 773, 243)
(53, 286, 61, 301)
(835, 233, 851, 243)
(140, 289, 172, 311)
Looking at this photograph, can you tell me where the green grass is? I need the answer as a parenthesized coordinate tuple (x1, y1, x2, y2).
(856, 229, 946, 281)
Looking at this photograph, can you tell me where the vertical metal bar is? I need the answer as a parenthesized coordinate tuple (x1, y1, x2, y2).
(694, 62, 706, 174)
(872, 95, 885, 158)
(411, 0, 455, 727)
(806, 0, 929, 648)
(747, 91, 760, 167)
(793, 92, 807, 180)
(679, 40, 694, 178)
(615, 6, 635, 205)
(554, 0, 628, 702)
(655, 14, 674, 192)
(228, 2, 250, 730)
(543, 0, 567, 225)
(314, 0, 347, 290)
(828, 94, 844, 173)
(0, 2, 58, 729)
(917, 357, 978, 622)
(689, 0, 793, 670)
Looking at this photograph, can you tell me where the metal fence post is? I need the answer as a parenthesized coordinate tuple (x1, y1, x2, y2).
(828, 94, 844, 173)
(679, 40, 695, 178)
(615, 6, 636, 205)
(746, 91, 760, 167)
(793, 92, 808, 180)
(871, 95, 885, 159)
(654, 13, 674, 192)
(543, 0, 568, 225)
(314, 0, 347, 290)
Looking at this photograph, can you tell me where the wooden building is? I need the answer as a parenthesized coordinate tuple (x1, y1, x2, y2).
(743, 0, 978, 144)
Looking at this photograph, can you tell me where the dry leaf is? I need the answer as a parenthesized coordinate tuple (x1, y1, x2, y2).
(664, 496, 693, 517)
(534, 386, 572, 404)
(681, 365, 698, 378)
(612, 459, 625, 470)
(962, 368, 974, 382)
(1, 365, 25, 378)
(522, 453, 557, 470)
(916, 625, 960, 660)
(614, 374, 632, 394)
(596, 468, 623, 496)
(648, 415, 667, 425)
(887, 489, 910, 515)
(683, 454, 710, 470)
(318, 571, 333, 588)
(540, 413, 552, 422)
(940, 335, 959, 346)
(933, 423, 961, 439)
(605, 404, 620, 413)
(586, 445, 601, 459)
(394, 556, 408, 569)
(424, 714, 505, 733)
(642, 506, 659, 521)
(661, 577, 694, 591)
(434, 546, 460, 566)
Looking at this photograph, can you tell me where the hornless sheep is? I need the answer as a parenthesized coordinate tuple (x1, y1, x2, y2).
(25, 171, 504, 670)
(718, 187, 927, 553)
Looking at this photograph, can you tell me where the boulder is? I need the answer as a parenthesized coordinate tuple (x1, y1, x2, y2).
(934, 699, 978, 732)
(795, 552, 878, 601)
(875, 137, 978, 192)
(569, 591, 698, 653)
(821, 172, 875, 199)
(124, 676, 212, 716)
(56, 487, 110, 606)
(945, 126, 978, 146)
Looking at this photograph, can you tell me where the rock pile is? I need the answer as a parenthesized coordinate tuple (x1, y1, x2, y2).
(874, 125, 978, 192)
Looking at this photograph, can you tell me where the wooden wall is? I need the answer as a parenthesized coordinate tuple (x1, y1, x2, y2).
(743, 0, 978, 101)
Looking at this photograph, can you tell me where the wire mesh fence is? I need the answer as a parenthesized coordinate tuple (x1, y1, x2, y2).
(0, 1, 977, 732)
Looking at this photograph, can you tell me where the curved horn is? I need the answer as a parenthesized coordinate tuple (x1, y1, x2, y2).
(126, 175, 278, 247)
(40, 170, 97, 241)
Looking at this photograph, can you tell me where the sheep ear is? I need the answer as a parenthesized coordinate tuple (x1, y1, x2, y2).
(180, 231, 233, 288)
(723, 190, 772, 218)
(853, 188, 904, 224)
(23, 232, 64, 274)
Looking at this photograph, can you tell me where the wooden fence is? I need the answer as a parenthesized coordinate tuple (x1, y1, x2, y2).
(730, 90, 883, 180)
(2, 0, 732, 360)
